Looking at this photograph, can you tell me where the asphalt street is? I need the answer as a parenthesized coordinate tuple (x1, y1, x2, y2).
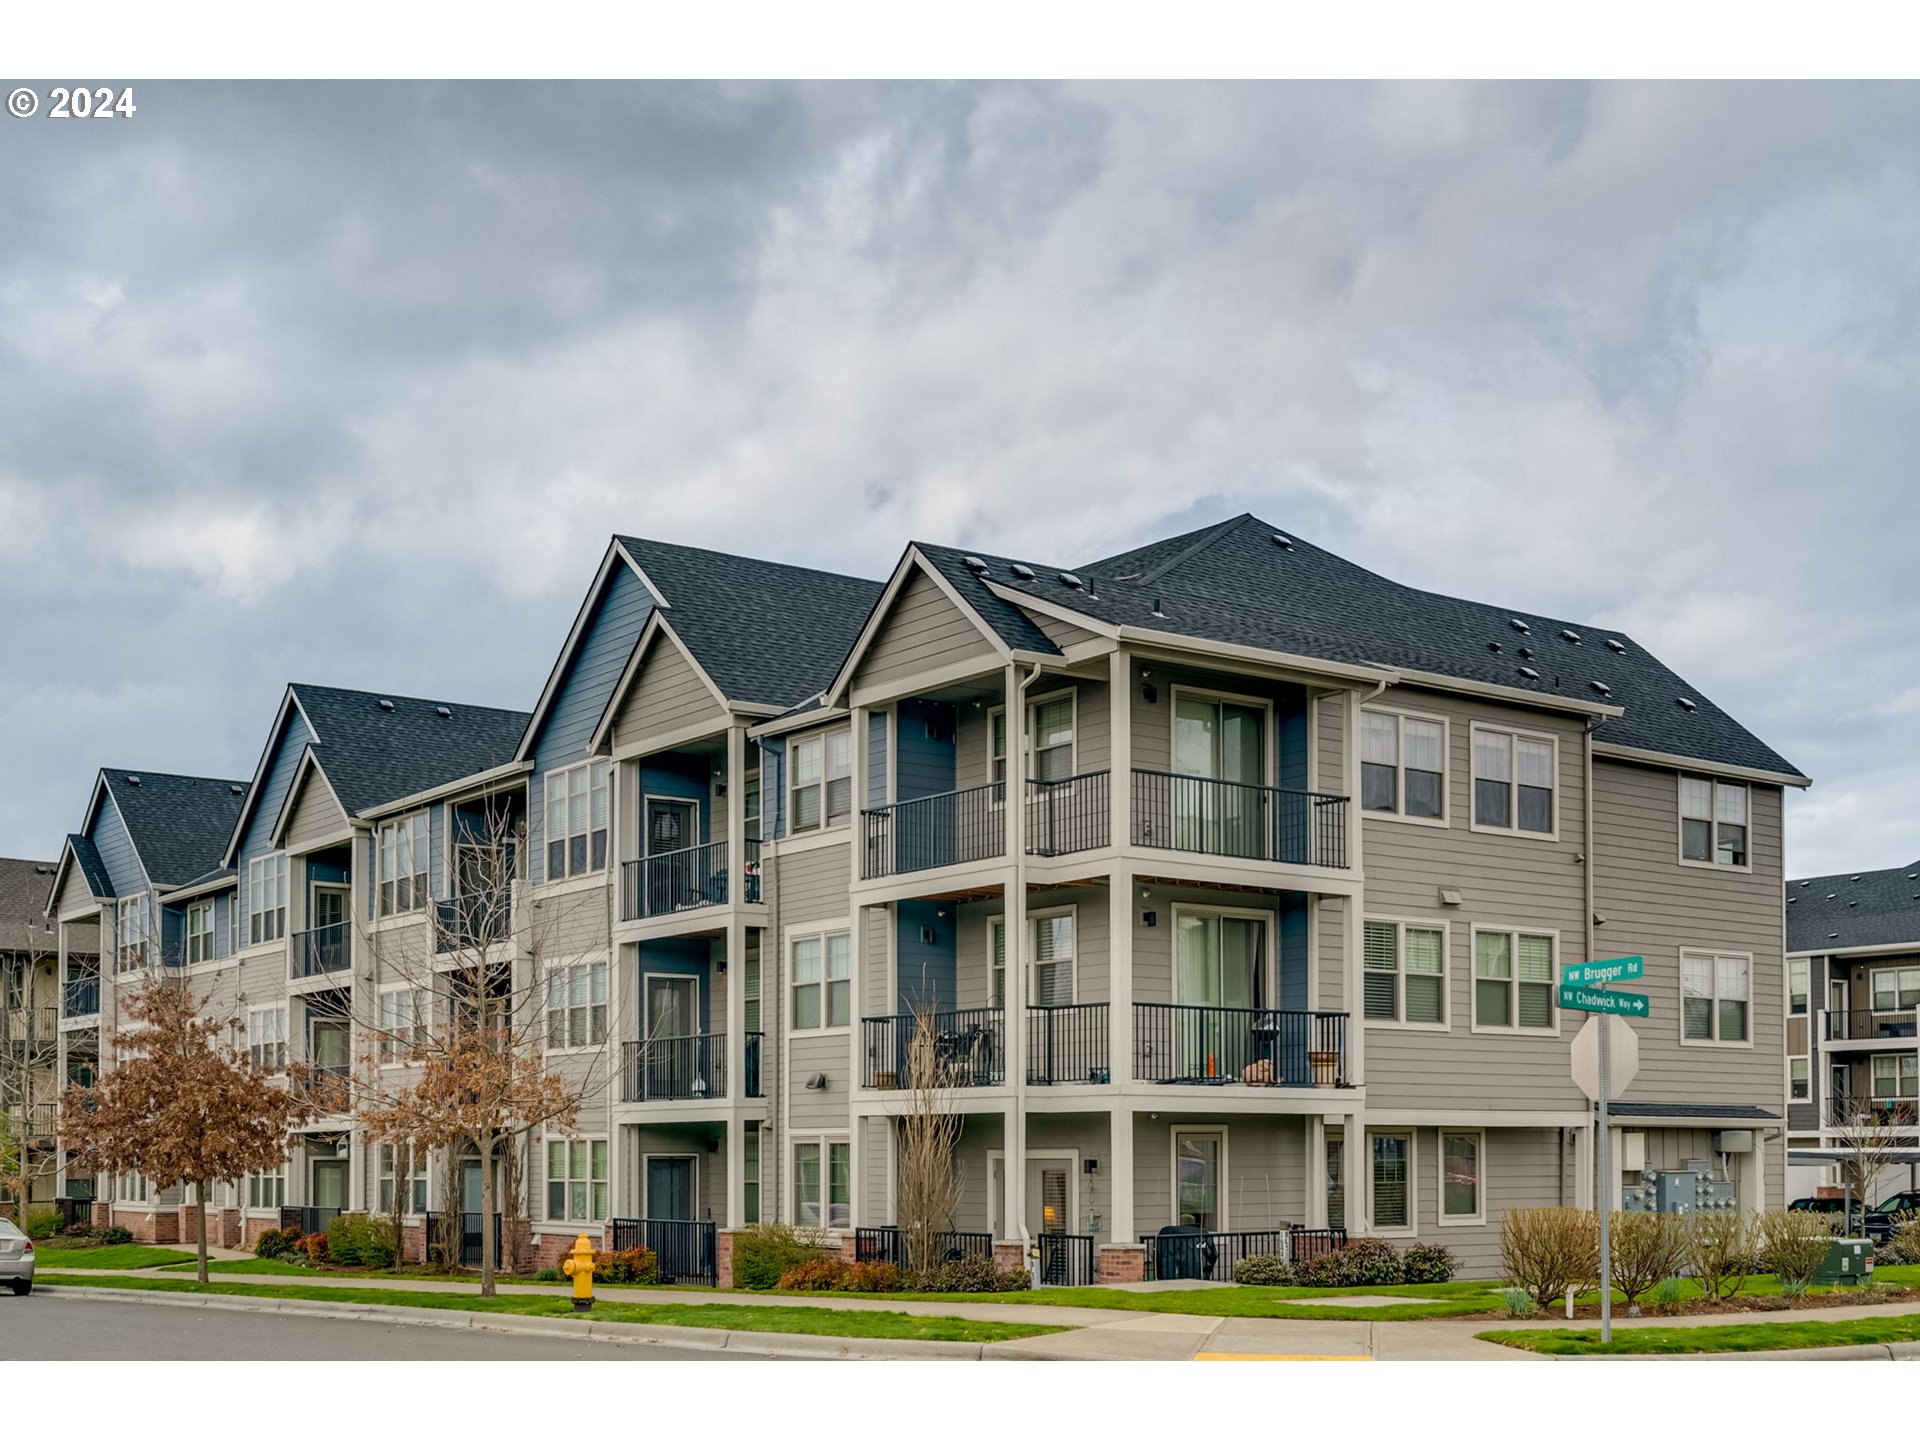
(0, 1293, 769, 1361)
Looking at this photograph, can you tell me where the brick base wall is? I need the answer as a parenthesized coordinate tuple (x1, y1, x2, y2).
(534, 1230, 597, 1271)
(1096, 1243, 1145, 1285)
(993, 1241, 1025, 1276)
(715, 1230, 734, 1289)
(109, 1207, 181, 1244)
(243, 1215, 280, 1249)
(91, 1202, 112, 1228)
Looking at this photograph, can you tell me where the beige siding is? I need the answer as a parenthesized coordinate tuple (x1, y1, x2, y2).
(855, 568, 996, 694)
(771, 842, 851, 930)
(610, 634, 726, 750)
(948, 1113, 1006, 1232)
(955, 887, 1113, 1008)
(785, 1032, 850, 1132)
(1315, 690, 1347, 795)
(1130, 882, 1286, 1006)
(1029, 609, 1104, 651)
(1132, 1113, 1308, 1235)
(862, 905, 890, 1017)
(1356, 1124, 1567, 1280)
(283, 772, 347, 852)
(55, 862, 97, 918)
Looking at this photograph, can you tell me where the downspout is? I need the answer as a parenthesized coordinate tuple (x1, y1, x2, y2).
(1009, 658, 1060, 1278)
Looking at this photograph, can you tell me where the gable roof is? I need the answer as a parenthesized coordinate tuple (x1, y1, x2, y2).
(1788, 860, 1920, 954)
(100, 768, 251, 889)
(907, 513, 1801, 782)
(0, 857, 61, 953)
(286, 684, 532, 822)
(58, 833, 114, 905)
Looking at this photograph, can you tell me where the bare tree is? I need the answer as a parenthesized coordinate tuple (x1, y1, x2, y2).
(1832, 1093, 1910, 1231)
(894, 1006, 963, 1278)
(0, 922, 64, 1215)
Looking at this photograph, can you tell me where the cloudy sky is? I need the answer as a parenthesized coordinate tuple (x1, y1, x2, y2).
(1, 80, 1914, 877)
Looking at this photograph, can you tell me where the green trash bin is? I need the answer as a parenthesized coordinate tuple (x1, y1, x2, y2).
(1811, 1238, 1875, 1286)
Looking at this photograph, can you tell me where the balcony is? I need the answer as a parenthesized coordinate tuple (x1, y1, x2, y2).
(861, 1007, 1004, 1088)
(1829, 1097, 1919, 1127)
(435, 889, 511, 953)
(301, 1064, 353, 1112)
(860, 783, 1005, 881)
(619, 840, 760, 922)
(292, 922, 350, 980)
(1132, 1003, 1347, 1087)
(1825, 1008, 1920, 1043)
(1025, 1002, 1110, 1084)
(619, 1031, 762, 1102)
(3, 1006, 56, 1046)
(61, 974, 100, 1020)
(1025, 771, 1110, 857)
(1130, 770, 1349, 869)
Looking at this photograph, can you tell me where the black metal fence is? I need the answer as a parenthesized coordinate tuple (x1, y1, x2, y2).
(279, 1205, 343, 1235)
(1286, 1227, 1348, 1267)
(1130, 769, 1349, 869)
(1026, 771, 1110, 856)
(621, 840, 752, 921)
(1826, 1008, 1920, 1041)
(1026, 1003, 1110, 1084)
(860, 782, 1006, 879)
(861, 1008, 1004, 1088)
(607, 1217, 716, 1285)
(435, 889, 511, 952)
(62, 973, 100, 1018)
(1037, 1232, 1094, 1287)
(853, 1226, 995, 1268)
(292, 921, 350, 979)
(1141, 1227, 1285, 1282)
(1133, 1003, 1346, 1087)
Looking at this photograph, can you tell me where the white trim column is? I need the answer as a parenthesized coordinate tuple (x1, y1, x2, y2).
(724, 723, 749, 1229)
(1003, 662, 1029, 1249)
(1108, 648, 1132, 1084)
(1305, 1114, 1328, 1228)
(1573, 1121, 1595, 1213)
(1341, 686, 1366, 1088)
(1108, 1103, 1134, 1245)
(1346, 1113, 1369, 1236)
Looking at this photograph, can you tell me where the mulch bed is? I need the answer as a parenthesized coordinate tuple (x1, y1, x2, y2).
(1538, 1285, 1913, 1321)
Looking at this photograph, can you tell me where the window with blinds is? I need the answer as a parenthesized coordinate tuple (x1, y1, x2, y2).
(1683, 950, 1749, 1043)
(1363, 920, 1445, 1024)
(1361, 709, 1445, 819)
(992, 912, 1078, 1008)
(1472, 728, 1555, 834)
(1326, 1138, 1345, 1229)
(1473, 930, 1555, 1030)
(1441, 1131, 1481, 1220)
(1371, 1134, 1410, 1229)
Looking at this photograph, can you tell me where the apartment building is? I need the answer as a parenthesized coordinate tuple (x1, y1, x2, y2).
(2, 857, 85, 1208)
(36, 514, 1803, 1282)
(1784, 861, 1920, 1203)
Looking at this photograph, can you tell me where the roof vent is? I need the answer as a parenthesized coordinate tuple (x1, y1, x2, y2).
(962, 556, 988, 573)
(1271, 534, 1293, 550)
(1010, 564, 1035, 581)
(1800, 880, 1811, 887)
(1561, 629, 1582, 643)
(1826, 894, 1837, 900)
(1787, 896, 1796, 903)
(230, 784, 244, 796)
(1604, 638, 1627, 654)
(1487, 641, 1501, 653)
(1509, 618, 1530, 633)
(1852, 875, 1861, 882)
(1589, 681, 1611, 697)
(1850, 900, 1859, 907)
(1150, 597, 1166, 619)
(1518, 666, 1540, 680)
(1676, 697, 1697, 712)
(377, 699, 396, 712)
(1829, 932, 1840, 939)
(1518, 647, 1533, 659)
(125, 775, 141, 786)
(1059, 572, 1083, 589)
(434, 706, 452, 718)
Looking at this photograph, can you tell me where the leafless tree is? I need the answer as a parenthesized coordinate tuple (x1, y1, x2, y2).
(1832, 1093, 1911, 1230)
(0, 921, 64, 1215)
(894, 1006, 963, 1278)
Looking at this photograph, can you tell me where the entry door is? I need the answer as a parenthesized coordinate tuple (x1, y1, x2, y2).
(1174, 914, 1265, 1078)
(1173, 696, 1266, 856)
(1025, 1159, 1071, 1237)
(646, 798, 699, 909)
(644, 975, 701, 1098)
(311, 1159, 347, 1223)
(646, 1156, 695, 1221)
(310, 885, 349, 971)
(1174, 1133, 1223, 1230)
(460, 1159, 485, 1267)
(311, 885, 347, 930)
(1831, 979, 1850, 1039)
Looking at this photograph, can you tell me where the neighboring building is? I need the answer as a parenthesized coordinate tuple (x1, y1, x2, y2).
(1, 856, 90, 1208)
(31, 514, 1806, 1281)
(1784, 861, 1920, 1204)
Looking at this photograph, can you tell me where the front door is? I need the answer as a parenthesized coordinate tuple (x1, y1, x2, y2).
(461, 1159, 485, 1268)
(311, 1159, 347, 1226)
(645, 798, 699, 911)
(644, 975, 701, 1098)
(1831, 979, 1850, 1039)
(1026, 1158, 1074, 1283)
(1173, 695, 1267, 857)
(310, 885, 348, 971)
(646, 1156, 695, 1221)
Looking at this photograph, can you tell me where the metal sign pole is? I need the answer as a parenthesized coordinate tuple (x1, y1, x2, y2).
(1598, 1015, 1612, 1345)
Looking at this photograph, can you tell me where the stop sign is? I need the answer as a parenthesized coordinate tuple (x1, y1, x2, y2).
(1571, 1013, 1639, 1102)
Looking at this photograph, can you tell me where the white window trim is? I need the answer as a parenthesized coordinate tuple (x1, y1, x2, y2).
(375, 811, 432, 917)
(1368, 1129, 1417, 1236)
(639, 792, 701, 858)
(1678, 947, 1756, 1049)
(989, 687, 1079, 796)
(1676, 773, 1753, 873)
(990, 905, 1079, 1009)
(1871, 1053, 1919, 1100)
(1167, 684, 1275, 788)
(243, 1165, 286, 1216)
(786, 921, 852, 1034)
(185, 899, 217, 967)
(375, 981, 430, 1068)
(1436, 1128, 1487, 1227)
(788, 1135, 852, 1232)
(1787, 957, 1809, 1018)
(1870, 965, 1920, 1014)
(1169, 1125, 1229, 1231)
(545, 1132, 611, 1225)
(1467, 723, 1560, 842)
(247, 853, 289, 946)
(787, 726, 853, 835)
(1468, 925, 1563, 1037)
(543, 955, 610, 1055)
(377, 1142, 431, 1216)
(245, 1003, 288, 1071)
(540, 758, 610, 884)
(1788, 1056, 1811, 1102)
(1169, 902, 1276, 1009)
(1361, 915, 1452, 1031)
(984, 1147, 1082, 1239)
(1358, 704, 1450, 827)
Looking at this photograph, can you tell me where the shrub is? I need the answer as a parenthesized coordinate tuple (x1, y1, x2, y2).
(1232, 1254, 1295, 1286)
(1683, 1211, 1751, 1300)
(294, 1231, 329, 1265)
(731, 1223, 829, 1290)
(918, 1254, 1031, 1292)
(776, 1257, 904, 1293)
(1400, 1242, 1455, 1285)
(1500, 1287, 1538, 1317)
(1889, 1214, 1920, 1266)
(24, 1207, 64, 1240)
(1609, 1211, 1686, 1308)
(97, 1225, 133, 1246)
(64, 1221, 93, 1240)
(1293, 1236, 1403, 1288)
(1756, 1209, 1836, 1295)
(1650, 1275, 1684, 1311)
(596, 1246, 661, 1285)
(255, 1226, 301, 1261)
(325, 1214, 361, 1266)
(1500, 1207, 1598, 1307)
(533, 1267, 561, 1282)
(327, 1214, 397, 1269)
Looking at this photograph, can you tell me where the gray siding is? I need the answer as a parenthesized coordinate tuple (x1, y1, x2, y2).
(785, 1031, 850, 1132)
(854, 568, 996, 694)
(771, 841, 851, 930)
(283, 770, 346, 852)
(237, 711, 314, 923)
(1132, 1113, 1307, 1236)
(954, 887, 1111, 1008)
(1029, 610, 1103, 651)
(609, 633, 726, 749)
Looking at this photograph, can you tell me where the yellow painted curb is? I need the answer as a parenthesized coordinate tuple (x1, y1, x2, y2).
(1194, 1353, 1373, 1361)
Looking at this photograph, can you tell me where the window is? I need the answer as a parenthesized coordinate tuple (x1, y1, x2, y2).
(1789, 1057, 1810, 1101)
(1682, 951, 1751, 1044)
(743, 1125, 761, 1225)
(246, 1006, 287, 1070)
(115, 1171, 149, 1204)
(1363, 920, 1446, 1025)
(545, 1137, 609, 1222)
(377, 812, 431, 916)
(1326, 1138, 1345, 1230)
(1874, 1054, 1919, 1100)
(248, 854, 288, 945)
(246, 1166, 284, 1210)
(1472, 728, 1555, 834)
(1371, 1132, 1411, 1230)
(1473, 930, 1556, 1031)
(545, 960, 608, 1050)
(789, 729, 852, 832)
(378, 1144, 428, 1214)
(991, 911, 1077, 1008)
(792, 1139, 851, 1228)
(1872, 967, 1920, 1012)
(543, 759, 609, 881)
(743, 772, 762, 844)
(992, 693, 1077, 786)
(790, 931, 849, 1030)
(378, 987, 429, 1063)
(1679, 775, 1749, 867)
(116, 895, 149, 971)
(1788, 958, 1808, 1015)
(1440, 1131, 1483, 1222)
(1360, 709, 1445, 819)
(743, 945, 761, 1032)
(1173, 1129, 1225, 1230)
(186, 901, 215, 965)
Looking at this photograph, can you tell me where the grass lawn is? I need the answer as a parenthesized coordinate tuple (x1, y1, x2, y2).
(38, 1272, 1067, 1344)
(1479, 1311, 1920, 1355)
(158, 1257, 569, 1283)
(30, 1244, 198, 1270)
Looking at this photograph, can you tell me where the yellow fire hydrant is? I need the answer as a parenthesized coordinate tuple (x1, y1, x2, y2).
(561, 1233, 596, 1311)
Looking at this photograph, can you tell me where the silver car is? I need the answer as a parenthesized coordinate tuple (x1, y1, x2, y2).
(0, 1217, 36, 1295)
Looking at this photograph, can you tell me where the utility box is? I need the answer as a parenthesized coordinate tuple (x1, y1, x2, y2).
(1713, 1130, 1754, 1154)
(1812, 1238, 1875, 1286)
(1621, 1166, 1737, 1214)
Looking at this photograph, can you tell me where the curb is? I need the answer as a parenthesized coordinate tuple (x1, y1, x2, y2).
(39, 1283, 1012, 1361)
(1542, 1339, 1920, 1362)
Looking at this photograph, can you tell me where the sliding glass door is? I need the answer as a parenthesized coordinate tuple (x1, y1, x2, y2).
(1174, 913, 1266, 1077)
(1172, 695, 1267, 857)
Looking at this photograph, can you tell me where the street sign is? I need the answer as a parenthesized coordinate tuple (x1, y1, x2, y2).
(1562, 954, 1643, 987)
(1571, 1013, 1640, 1102)
(1559, 984, 1650, 1017)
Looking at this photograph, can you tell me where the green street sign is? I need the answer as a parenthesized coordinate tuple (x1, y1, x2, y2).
(1563, 955, 1644, 986)
(1560, 984, 1650, 1018)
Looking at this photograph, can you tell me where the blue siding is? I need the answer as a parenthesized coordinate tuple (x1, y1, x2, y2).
(1277, 688, 1309, 793)
(866, 710, 889, 805)
(429, 802, 446, 901)
(894, 699, 955, 801)
(159, 906, 184, 968)
(527, 563, 654, 883)
(237, 712, 314, 923)
(92, 792, 147, 899)
(760, 737, 786, 841)
(1278, 892, 1308, 1014)
(638, 755, 712, 846)
(894, 900, 957, 1012)
(637, 937, 715, 1032)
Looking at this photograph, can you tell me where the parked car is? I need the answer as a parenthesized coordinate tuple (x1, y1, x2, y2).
(1787, 1196, 1848, 1214)
(1864, 1191, 1920, 1243)
(0, 1217, 35, 1295)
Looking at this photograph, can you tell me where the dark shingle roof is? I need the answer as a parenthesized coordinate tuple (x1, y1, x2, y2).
(915, 513, 1801, 780)
(615, 536, 883, 709)
(0, 857, 60, 953)
(290, 684, 532, 820)
(64, 834, 113, 901)
(1787, 861, 1920, 953)
(1608, 1102, 1780, 1121)
(103, 769, 251, 888)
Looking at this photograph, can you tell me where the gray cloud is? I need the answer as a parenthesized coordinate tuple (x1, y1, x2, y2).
(2, 80, 1916, 877)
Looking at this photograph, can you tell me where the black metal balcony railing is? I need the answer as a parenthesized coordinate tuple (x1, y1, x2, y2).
(854, 1226, 995, 1267)
(860, 783, 1006, 880)
(62, 974, 100, 1019)
(1831, 1097, 1919, 1127)
(1825, 1008, 1920, 1042)
(861, 1008, 1004, 1088)
(1026, 1002, 1110, 1084)
(1141, 1226, 1347, 1282)
(292, 921, 350, 979)
(620, 1032, 760, 1101)
(435, 889, 511, 953)
(1133, 1003, 1346, 1087)
(620, 840, 758, 921)
(1130, 769, 1349, 869)
(609, 1217, 717, 1285)
(1025, 771, 1110, 857)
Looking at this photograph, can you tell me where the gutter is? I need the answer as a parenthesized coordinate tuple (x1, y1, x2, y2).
(357, 759, 535, 823)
